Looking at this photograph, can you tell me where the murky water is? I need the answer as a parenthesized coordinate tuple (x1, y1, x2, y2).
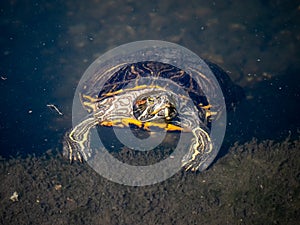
(0, 0, 299, 224)
(1, 0, 299, 158)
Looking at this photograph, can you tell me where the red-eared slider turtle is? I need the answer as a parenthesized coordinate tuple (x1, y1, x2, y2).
(63, 41, 243, 173)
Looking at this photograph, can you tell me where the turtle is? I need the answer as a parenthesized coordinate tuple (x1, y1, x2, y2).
(63, 60, 243, 171)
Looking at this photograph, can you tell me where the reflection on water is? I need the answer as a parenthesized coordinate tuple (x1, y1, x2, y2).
(98, 126, 180, 166)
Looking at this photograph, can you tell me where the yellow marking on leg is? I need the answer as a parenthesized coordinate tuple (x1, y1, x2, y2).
(200, 104, 212, 110)
(68, 118, 98, 162)
(199, 104, 218, 121)
(65, 139, 73, 162)
(184, 127, 212, 171)
(184, 132, 202, 171)
(205, 111, 217, 119)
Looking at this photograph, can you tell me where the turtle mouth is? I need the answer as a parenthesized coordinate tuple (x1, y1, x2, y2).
(133, 92, 177, 122)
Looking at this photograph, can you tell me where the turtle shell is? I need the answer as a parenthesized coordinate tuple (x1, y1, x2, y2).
(98, 61, 210, 113)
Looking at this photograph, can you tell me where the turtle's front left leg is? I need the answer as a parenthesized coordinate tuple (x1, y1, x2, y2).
(182, 127, 212, 171)
(63, 117, 98, 163)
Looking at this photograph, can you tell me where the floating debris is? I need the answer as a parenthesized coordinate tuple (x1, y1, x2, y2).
(54, 184, 62, 191)
(47, 104, 63, 116)
(10, 191, 19, 202)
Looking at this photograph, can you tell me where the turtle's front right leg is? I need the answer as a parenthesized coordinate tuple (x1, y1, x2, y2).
(181, 127, 212, 171)
(63, 117, 98, 163)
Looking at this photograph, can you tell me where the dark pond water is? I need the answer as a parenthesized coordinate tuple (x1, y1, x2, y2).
(0, 0, 299, 163)
(0, 1, 300, 224)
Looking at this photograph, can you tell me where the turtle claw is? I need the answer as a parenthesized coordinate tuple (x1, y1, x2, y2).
(183, 158, 203, 172)
(63, 141, 91, 164)
(76, 152, 83, 163)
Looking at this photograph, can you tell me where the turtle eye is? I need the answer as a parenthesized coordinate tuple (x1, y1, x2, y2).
(148, 97, 154, 104)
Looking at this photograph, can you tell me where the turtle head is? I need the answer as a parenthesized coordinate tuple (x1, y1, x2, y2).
(133, 91, 177, 122)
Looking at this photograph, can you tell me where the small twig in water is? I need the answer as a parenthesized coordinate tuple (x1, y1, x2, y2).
(47, 104, 63, 116)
